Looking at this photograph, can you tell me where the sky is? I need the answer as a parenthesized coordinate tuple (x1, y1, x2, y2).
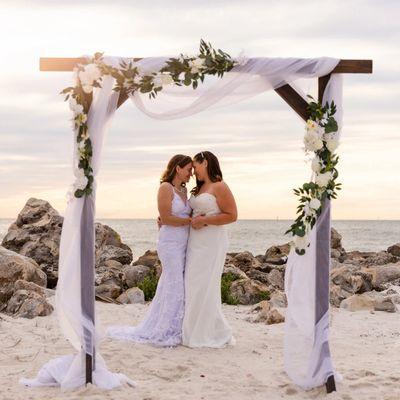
(0, 0, 399, 220)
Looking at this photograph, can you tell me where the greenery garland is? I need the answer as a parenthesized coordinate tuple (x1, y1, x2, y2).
(61, 40, 237, 199)
(285, 95, 341, 255)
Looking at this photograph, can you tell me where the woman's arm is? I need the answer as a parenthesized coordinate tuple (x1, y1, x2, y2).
(158, 183, 191, 227)
(191, 182, 237, 229)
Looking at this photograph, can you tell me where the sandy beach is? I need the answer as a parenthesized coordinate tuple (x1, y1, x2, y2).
(1, 298, 399, 400)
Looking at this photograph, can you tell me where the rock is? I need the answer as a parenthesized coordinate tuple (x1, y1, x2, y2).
(123, 264, 152, 288)
(331, 228, 343, 250)
(6, 289, 54, 318)
(95, 264, 124, 288)
(0, 246, 47, 307)
(330, 264, 373, 294)
(246, 269, 269, 284)
(96, 245, 132, 268)
(266, 308, 285, 324)
(373, 297, 396, 313)
(340, 294, 375, 312)
(267, 269, 284, 290)
(230, 251, 262, 273)
(270, 291, 287, 308)
(368, 263, 400, 289)
(330, 258, 342, 269)
(222, 264, 248, 280)
(132, 250, 161, 277)
(344, 251, 397, 267)
(248, 300, 285, 324)
(95, 223, 133, 266)
(1, 198, 63, 288)
(95, 283, 121, 299)
(230, 279, 270, 305)
(387, 243, 400, 257)
(264, 244, 290, 264)
(330, 284, 352, 307)
(1, 198, 133, 288)
(117, 287, 145, 304)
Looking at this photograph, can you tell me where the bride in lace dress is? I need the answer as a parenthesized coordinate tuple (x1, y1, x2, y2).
(107, 154, 192, 347)
(182, 151, 238, 348)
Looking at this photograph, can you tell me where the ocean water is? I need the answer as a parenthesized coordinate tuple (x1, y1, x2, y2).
(1, 218, 399, 260)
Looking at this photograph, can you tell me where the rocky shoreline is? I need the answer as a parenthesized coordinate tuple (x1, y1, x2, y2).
(1, 198, 399, 322)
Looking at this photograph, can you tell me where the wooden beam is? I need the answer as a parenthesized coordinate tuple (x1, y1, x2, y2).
(274, 84, 309, 121)
(40, 58, 373, 73)
(318, 74, 331, 103)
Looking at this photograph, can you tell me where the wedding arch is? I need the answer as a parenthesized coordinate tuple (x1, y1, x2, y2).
(35, 42, 372, 392)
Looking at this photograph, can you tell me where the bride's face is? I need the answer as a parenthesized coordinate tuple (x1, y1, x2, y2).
(176, 162, 193, 183)
(193, 160, 207, 181)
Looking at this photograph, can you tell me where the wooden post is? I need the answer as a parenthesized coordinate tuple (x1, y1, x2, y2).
(317, 74, 336, 394)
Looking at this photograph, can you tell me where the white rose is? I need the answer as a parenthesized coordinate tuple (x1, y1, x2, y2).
(303, 202, 314, 217)
(309, 198, 321, 210)
(304, 130, 324, 152)
(326, 138, 340, 152)
(160, 73, 174, 86)
(294, 234, 309, 251)
(311, 156, 322, 173)
(73, 168, 88, 191)
(84, 63, 101, 82)
(69, 97, 83, 115)
(315, 171, 332, 187)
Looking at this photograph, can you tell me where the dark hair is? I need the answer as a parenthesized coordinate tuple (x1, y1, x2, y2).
(191, 151, 223, 195)
(160, 154, 192, 186)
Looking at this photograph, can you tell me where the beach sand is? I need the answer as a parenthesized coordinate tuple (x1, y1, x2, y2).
(1, 299, 399, 400)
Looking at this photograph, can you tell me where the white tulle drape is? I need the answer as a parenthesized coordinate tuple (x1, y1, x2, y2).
(20, 59, 135, 390)
(284, 74, 343, 390)
(22, 55, 342, 391)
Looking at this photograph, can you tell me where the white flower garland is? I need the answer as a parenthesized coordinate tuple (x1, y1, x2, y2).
(286, 96, 341, 255)
(62, 40, 237, 200)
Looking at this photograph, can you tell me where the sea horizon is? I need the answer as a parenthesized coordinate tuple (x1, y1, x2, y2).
(1, 218, 399, 259)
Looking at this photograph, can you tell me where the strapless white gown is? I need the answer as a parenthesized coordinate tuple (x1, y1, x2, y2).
(182, 193, 234, 348)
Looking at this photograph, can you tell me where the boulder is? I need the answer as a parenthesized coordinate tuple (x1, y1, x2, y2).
(117, 287, 145, 304)
(132, 250, 161, 277)
(330, 264, 373, 294)
(344, 251, 397, 267)
(270, 290, 287, 308)
(330, 284, 353, 307)
(246, 269, 270, 284)
(264, 244, 290, 264)
(230, 251, 262, 273)
(95, 283, 122, 299)
(340, 294, 375, 312)
(230, 279, 270, 305)
(0, 246, 47, 307)
(6, 288, 53, 318)
(247, 300, 285, 324)
(222, 264, 248, 280)
(387, 243, 400, 257)
(1, 198, 134, 288)
(1, 198, 62, 288)
(267, 269, 284, 290)
(368, 263, 400, 289)
(123, 264, 153, 288)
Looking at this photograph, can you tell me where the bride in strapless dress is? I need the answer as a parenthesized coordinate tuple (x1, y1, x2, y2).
(182, 151, 238, 348)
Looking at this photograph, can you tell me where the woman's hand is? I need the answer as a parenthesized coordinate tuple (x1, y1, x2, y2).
(191, 215, 208, 230)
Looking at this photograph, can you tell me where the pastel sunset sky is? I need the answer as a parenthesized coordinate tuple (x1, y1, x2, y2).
(0, 1, 399, 219)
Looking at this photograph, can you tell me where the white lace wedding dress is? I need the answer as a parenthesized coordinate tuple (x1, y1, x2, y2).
(182, 193, 234, 348)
